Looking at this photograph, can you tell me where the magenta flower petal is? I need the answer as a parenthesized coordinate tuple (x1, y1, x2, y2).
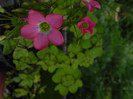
(88, 4, 94, 12)
(88, 27, 93, 33)
(48, 28, 64, 45)
(83, 1, 94, 12)
(28, 9, 45, 25)
(83, 16, 91, 22)
(82, 28, 92, 34)
(78, 21, 84, 29)
(21, 24, 40, 39)
(82, 0, 101, 12)
(46, 14, 63, 29)
(89, 20, 96, 27)
(33, 34, 49, 50)
(82, 29, 88, 34)
(90, 1, 101, 9)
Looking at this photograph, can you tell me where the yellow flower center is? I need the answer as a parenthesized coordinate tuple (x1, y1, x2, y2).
(39, 22, 51, 33)
(82, 22, 89, 29)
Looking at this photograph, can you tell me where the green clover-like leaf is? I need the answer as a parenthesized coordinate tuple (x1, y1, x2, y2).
(13, 47, 28, 59)
(68, 85, 78, 93)
(37, 61, 48, 71)
(55, 84, 68, 96)
(52, 67, 82, 95)
(14, 89, 29, 97)
(80, 39, 92, 49)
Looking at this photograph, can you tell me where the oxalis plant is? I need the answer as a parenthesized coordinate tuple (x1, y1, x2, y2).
(0, 0, 103, 98)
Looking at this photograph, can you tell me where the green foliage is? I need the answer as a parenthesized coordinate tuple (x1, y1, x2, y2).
(52, 67, 83, 95)
(37, 45, 69, 73)
(0, 6, 5, 13)
(0, 0, 104, 98)
(1, 0, 132, 99)
(0, 39, 18, 55)
(68, 0, 133, 99)
(13, 47, 28, 59)
(14, 88, 29, 97)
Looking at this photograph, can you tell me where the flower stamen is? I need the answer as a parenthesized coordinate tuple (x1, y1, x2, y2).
(82, 22, 89, 29)
(39, 22, 51, 33)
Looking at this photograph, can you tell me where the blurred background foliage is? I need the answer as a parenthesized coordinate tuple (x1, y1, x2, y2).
(0, 0, 133, 99)
(68, 0, 133, 99)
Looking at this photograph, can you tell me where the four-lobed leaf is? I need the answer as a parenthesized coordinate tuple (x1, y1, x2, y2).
(52, 67, 83, 95)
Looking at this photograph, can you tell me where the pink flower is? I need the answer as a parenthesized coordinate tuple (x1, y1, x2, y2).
(21, 9, 64, 50)
(21, 17, 28, 21)
(81, 0, 101, 12)
(78, 16, 96, 34)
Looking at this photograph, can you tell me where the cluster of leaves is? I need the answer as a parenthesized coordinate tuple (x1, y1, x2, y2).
(0, 0, 103, 98)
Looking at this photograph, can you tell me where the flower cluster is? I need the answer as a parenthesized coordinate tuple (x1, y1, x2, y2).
(78, 0, 101, 34)
(21, 0, 101, 51)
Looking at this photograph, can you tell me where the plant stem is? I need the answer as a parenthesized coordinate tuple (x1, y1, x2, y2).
(0, 18, 10, 20)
